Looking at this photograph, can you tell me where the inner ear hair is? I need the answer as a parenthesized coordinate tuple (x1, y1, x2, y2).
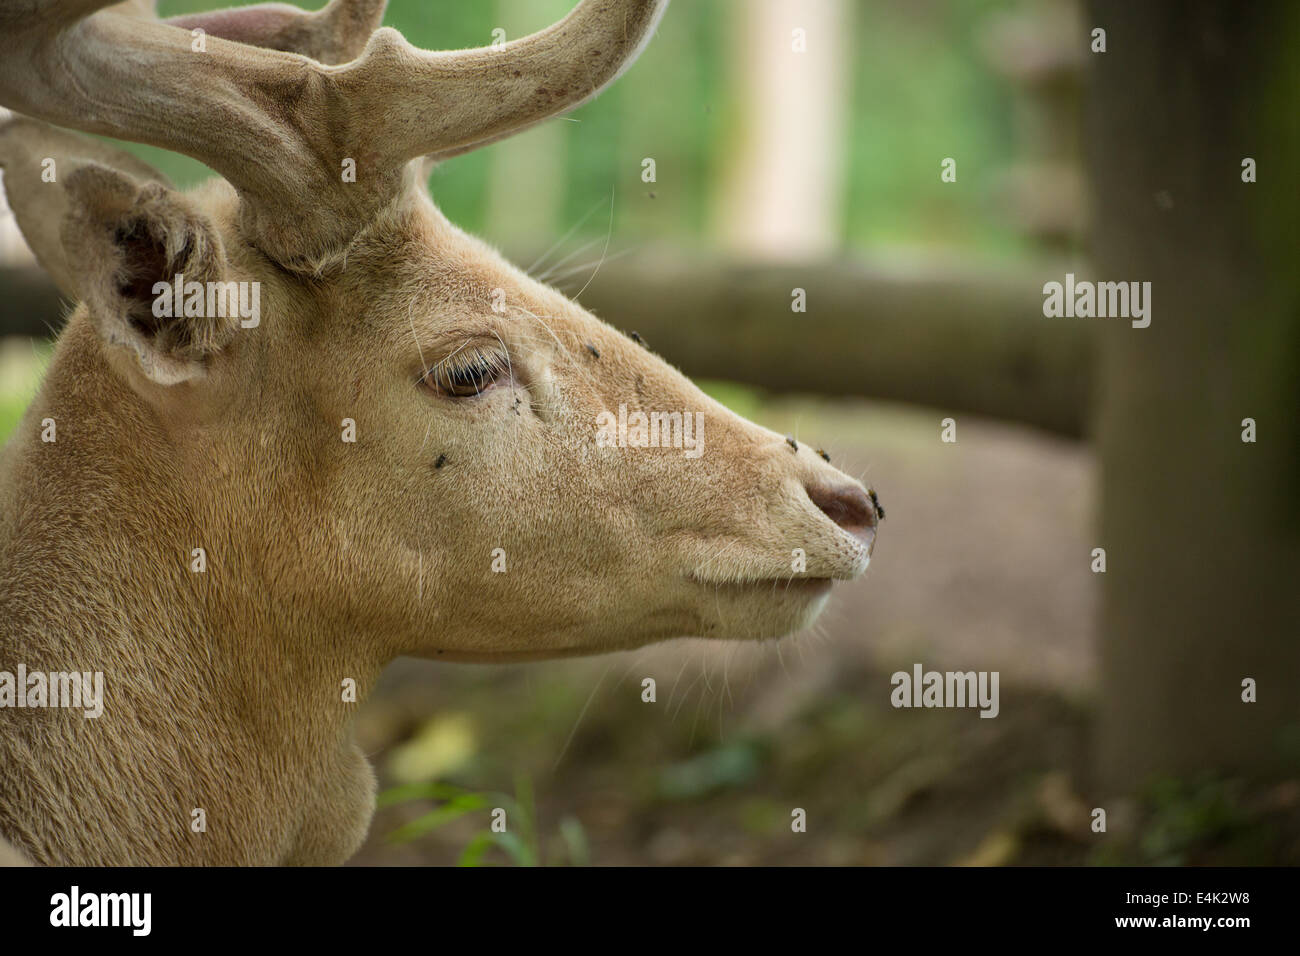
(113, 210, 199, 342)
(61, 163, 237, 385)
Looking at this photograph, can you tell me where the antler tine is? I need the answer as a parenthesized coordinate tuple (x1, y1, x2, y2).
(165, 0, 387, 65)
(0, 0, 668, 269)
(334, 0, 670, 163)
(2, 0, 120, 25)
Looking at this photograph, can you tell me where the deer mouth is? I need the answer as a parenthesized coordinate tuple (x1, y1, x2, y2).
(681, 571, 838, 640)
(688, 574, 835, 598)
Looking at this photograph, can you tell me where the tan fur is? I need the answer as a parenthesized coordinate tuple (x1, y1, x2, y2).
(0, 0, 877, 865)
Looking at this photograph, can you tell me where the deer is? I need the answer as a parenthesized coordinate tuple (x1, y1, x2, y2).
(0, 0, 879, 866)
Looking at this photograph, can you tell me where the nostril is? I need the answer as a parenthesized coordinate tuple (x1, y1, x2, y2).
(806, 483, 877, 544)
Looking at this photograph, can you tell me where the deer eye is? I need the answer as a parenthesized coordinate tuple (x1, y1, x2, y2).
(421, 346, 510, 398)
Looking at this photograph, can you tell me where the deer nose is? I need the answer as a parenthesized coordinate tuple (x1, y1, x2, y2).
(805, 482, 878, 550)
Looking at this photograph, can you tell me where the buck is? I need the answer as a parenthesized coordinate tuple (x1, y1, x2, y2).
(0, 0, 879, 865)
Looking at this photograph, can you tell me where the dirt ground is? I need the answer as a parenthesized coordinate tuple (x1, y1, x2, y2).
(344, 391, 1296, 866)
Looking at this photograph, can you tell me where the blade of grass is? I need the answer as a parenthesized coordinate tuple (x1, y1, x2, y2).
(386, 794, 488, 844)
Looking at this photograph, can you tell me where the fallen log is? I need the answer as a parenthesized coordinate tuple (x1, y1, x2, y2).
(2, 251, 1094, 436)
(569, 248, 1094, 438)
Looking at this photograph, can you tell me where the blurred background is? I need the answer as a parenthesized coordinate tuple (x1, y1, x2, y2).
(0, 0, 1295, 865)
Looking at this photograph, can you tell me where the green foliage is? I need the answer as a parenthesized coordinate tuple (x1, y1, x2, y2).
(0, 342, 50, 445)
(381, 774, 589, 867)
(844, 0, 1024, 254)
(380, 782, 491, 847)
(655, 738, 768, 801)
(135, 0, 1025, 255)
(0, 394, 29, 444)
(695, 379, 765, 422)
(1135, 777, 1253, 866)
(1088, 776, 1285, 867)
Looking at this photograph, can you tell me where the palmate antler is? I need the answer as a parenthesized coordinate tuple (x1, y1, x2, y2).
(0, 0, 668, 269)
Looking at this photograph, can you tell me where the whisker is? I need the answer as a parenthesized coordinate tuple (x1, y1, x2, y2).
(407, 300, 427, 370)
(671, 667, 706, 722)
(534, 235, 607, 284)
(525, 194, 608, 277)
(553, 246, 636, 287)
(572, 184, 616, 301)
(665, 654, 692, 712)
(553, 659, 614, 770)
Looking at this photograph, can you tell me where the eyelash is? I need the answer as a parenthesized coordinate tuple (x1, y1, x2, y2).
(420, 345, 511, 398)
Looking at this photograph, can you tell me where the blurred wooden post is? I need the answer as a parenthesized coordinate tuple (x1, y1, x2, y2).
(712, 0, 850, 257)
(1087, 0, 1300, 789)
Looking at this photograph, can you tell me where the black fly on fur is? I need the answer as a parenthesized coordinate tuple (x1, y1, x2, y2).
(585, 343, 600, 358)
(786, 436, 798, 451)
(869, 488, 885, 520)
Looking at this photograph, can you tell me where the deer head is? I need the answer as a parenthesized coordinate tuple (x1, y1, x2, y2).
(0, 0, 879, 865)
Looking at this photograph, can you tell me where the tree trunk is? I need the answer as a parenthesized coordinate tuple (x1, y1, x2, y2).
(1086, 0, 1300, 790)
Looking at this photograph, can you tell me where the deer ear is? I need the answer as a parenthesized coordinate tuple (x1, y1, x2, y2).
(0, 112, 174, 300)
(60, 162, 237, 387)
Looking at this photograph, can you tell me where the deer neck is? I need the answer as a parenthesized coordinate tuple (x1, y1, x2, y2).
(1, 319, 385, 863)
